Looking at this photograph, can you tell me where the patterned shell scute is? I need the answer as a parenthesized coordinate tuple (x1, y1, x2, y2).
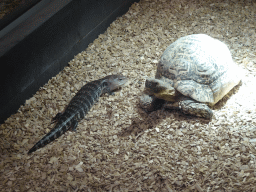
(156, 34, 239, 105)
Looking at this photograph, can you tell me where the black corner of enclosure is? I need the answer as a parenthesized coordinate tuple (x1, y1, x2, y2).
(0, 0, 139, 124)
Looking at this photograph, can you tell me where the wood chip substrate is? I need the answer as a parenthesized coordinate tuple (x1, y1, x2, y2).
(1, 0, 256, 191)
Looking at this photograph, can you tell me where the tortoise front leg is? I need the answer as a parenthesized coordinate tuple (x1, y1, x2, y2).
(139, 94, 165, 113)
(164, 96, 213, 119)
(179, 98, 213, 119)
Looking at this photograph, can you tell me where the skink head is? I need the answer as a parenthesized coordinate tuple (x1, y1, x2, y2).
(103, 74, 128, 91)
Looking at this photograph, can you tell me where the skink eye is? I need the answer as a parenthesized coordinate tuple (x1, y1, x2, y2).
(103, 82, 108, 87)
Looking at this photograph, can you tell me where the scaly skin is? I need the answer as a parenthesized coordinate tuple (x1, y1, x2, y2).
(28, 74, 128, 154)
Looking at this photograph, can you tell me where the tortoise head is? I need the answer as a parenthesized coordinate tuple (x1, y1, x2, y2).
(145, 78, 179, 102)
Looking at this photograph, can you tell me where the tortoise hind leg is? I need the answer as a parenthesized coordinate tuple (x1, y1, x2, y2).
(178, 98, 213, 119)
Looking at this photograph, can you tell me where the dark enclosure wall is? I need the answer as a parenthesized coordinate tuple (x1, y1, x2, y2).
(0, 0, 139, 124)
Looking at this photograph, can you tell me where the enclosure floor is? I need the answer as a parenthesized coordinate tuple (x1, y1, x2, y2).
(1, 0, 256, 191)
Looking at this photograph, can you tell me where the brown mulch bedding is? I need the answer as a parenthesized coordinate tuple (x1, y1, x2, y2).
(1, 0, 256, 191)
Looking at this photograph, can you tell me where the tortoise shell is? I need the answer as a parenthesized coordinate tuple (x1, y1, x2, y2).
(155, 34, 241, 106)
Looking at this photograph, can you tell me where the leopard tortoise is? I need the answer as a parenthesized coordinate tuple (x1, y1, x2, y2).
(140, 34, 241, 119)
